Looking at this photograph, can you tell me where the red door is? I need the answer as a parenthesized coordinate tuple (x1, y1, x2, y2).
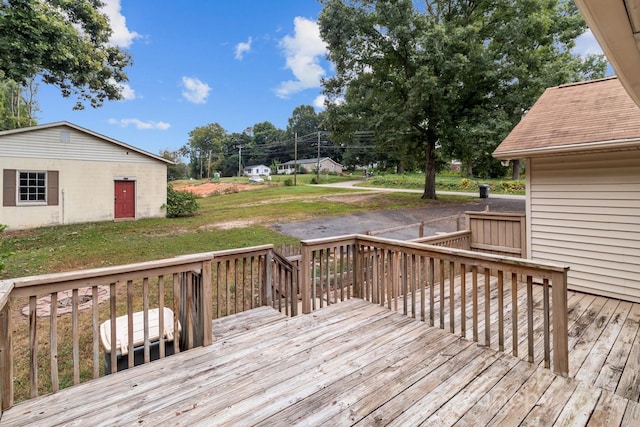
(114, 181, 135, 219)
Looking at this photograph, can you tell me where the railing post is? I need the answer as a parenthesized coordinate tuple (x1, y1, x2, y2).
(0, 291, 13, 411)
(552, 269, 569, 376)
(353, 241, 361, 298)
(265, 250, 273, 307)
(201, 259, 213, 346)
(300, 244, 312, 314)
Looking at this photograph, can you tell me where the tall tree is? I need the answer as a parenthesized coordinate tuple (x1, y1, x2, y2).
(185, 123, 227, 179)
(0, 78, 38, 130)
(159, 148, 189, 181)
(221, 131, 252, 177)
(250, 121, 285, 166)
(0, 0, 132, 110)
(286, 105, 322, 160)
(319, 0, 606, 198)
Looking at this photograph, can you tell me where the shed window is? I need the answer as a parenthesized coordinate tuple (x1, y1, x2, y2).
(19, 171, 46, 203)
(3, 169, 58, 206)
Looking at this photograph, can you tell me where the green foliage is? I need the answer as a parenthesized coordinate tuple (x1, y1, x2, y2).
(0, 0, 132, 109)
(361, 172, 525, 195)
(160, 148, 189, 181)
(318, 0, 606, 199)
(0, 78, 38, 130)
(186, 123, 227, 179)
(0, 224, 11, 273)
(497, 180, 526, 193)
(283, 178, 294, 186)
(163, 185, 199, 218)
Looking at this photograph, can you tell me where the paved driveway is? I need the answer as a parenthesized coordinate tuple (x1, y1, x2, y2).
(272, 182, 525, 240)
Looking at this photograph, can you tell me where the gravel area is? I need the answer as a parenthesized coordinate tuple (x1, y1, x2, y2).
(272, 195, 525, 241)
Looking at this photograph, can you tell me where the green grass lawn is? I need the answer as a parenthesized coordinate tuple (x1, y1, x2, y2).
(359, 172, 525, 195)
(1, 184, 471, 279)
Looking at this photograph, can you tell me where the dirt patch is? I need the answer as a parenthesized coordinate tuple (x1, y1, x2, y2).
(320, 193, 380, 203)
(199, 219, 258, 230)
(173, 182, 263, 197)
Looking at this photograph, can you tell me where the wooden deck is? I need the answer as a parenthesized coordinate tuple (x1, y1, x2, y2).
(1, 297, 639, 426)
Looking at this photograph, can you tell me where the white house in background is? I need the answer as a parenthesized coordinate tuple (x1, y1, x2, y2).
(276, 157, 343, 175)
(0, 121, 172, 230)
(243, 164, 271, 176)
(493, 77, 640, 303)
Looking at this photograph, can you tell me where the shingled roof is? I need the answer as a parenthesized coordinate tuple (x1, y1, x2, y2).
(493, 76, 640, 159)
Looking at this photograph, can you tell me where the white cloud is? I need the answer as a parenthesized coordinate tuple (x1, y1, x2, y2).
(109, 79, 136, 100)
(119, 83, 136, 100)
(313, 95, 326, 109)
(100, 0, 141, 48)
(181, 76, 211, 104)
(276, 17, 328, 98)
(108, 118, 170, 130)
(235, 37, 252, 60)
(573, 29, 604, 56)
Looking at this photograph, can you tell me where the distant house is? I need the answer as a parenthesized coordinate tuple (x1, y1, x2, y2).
(1, 122, 172, 230)
(276, 157, 343, 175)
(493, 77, 640, 303)
(243, 164, 271, 176)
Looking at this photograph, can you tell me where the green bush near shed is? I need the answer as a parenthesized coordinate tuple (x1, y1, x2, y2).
(163, 185, 199, 217)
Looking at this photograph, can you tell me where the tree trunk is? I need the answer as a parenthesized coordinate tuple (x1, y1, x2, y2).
(422, 140, 437, 199)
(511, 159, 521, 180)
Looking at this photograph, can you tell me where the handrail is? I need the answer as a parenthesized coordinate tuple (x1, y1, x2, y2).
(10, 253, 214, 297)
(271, 250, 299, 316)
(1, 280, 14, 414)
(410, 230, 472, 247)
(1, 245, 280, 410)
(299, 234, 569, 375)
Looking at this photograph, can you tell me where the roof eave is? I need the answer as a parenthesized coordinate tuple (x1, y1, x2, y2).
(0, 121, 173, 165)
(574, 0, 640, 107)
(493, 138, 640, 159)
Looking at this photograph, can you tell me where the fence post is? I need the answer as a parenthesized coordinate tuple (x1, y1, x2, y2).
(552, 269, 569, 376)
(0, 289, 13, 411)
(300, 244, 312, 314)
(353, 241, 361, 298)
(201, 260, 213, 346)
(265, 250, 273, 306)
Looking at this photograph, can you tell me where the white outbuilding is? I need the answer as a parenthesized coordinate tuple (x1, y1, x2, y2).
(1, 121, 171, 230)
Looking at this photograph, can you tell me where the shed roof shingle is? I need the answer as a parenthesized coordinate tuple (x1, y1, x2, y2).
(493, 77, 640, 158)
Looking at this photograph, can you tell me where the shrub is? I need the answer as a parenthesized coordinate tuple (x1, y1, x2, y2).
(309, 177, 318, 184)
(497, 180, 525, 193)
(163, 185, 199, 218)
(0, 224, 11, 274)
(284, 178, 294, 187)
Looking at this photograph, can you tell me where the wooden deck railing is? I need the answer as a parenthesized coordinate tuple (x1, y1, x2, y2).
(1, 281, 13, 415)
(299, 234, 569, 376)
(1, 230, 566, 411)
(410, 229, 472, 249)
(0, 244, 299, 410)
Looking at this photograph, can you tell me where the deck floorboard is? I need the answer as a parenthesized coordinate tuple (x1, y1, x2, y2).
(1, 292, 639, 426)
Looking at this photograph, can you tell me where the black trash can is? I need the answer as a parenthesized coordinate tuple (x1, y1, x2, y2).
(479, 184, 490, 198)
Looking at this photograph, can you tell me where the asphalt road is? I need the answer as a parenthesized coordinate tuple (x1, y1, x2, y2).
(271, 181, 525, 241)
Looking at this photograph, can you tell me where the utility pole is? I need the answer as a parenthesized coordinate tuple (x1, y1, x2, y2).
(316, 130, 321, 181)
(294, 132, 298, 186)
(237, 145, 243, 177)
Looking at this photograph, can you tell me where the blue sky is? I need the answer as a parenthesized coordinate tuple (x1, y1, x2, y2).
(35, 0, 606, 157)
(36, 0, 332, 156)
